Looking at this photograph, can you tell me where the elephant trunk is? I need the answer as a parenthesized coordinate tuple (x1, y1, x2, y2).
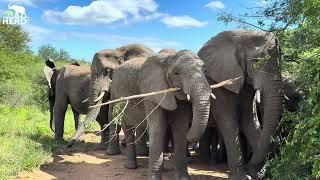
(250, 76, 283, 166)
(68, 74, 109, 144)
(186, 80, 211, 143)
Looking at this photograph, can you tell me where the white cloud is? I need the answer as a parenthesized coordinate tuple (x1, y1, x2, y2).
(23, 24, 53, 42)
(22, 24, 181, 52)
(256, 0, 268, 6)
(43, 0, 159, 25)
(205, 1, 225, 10)
(161, 15, 207, 28)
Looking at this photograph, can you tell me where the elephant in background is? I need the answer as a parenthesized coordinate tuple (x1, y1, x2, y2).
(69, 44, 154, 146)
(198, 30, 283, 179)
(43, 61, 109, 148)
(198, 77, 307, 166)
(108, 50, 212, 180)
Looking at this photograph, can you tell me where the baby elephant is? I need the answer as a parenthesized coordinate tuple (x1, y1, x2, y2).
(108, 50, 212, 180)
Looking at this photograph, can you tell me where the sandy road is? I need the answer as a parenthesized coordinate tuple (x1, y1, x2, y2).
(16, 133, 229, 180)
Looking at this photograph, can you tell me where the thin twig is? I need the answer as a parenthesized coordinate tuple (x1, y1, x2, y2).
(95, 100, 129, 134)
(90, 77, 242, 109)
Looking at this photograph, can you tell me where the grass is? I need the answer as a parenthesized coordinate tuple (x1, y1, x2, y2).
(0, 105, 77, 179)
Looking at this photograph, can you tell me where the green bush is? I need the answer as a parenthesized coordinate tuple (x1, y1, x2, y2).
(269, 48, 320, 179)
(0, 105, 75, 179)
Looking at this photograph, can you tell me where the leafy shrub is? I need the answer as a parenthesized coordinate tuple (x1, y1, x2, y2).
(269, 48, 320, 179)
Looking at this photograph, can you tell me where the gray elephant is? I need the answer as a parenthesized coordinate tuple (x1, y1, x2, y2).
(68, 44, 154, 146)
(198, 29, 283, 179)
(198, 77, 307, 166)
(108, 50, 212, 180)
(43, 61, 109, 147)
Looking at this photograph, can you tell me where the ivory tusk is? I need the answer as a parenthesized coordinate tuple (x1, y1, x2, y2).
(94, 91, 106, 102)
(210, 93, 217, 99)
(284, 94, 290, 100)
(255, 90, 261, 103)
(82, 98, 89, 103)
(186, 94, 191, 101)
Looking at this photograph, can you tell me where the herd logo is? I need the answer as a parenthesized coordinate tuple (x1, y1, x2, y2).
(2, 3, 28, 25)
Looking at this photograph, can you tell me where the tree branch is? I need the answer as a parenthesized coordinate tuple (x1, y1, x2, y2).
(89, 76, 243, 109)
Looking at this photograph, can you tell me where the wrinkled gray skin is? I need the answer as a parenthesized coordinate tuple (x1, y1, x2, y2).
(199, 78, 306, 165)
(109, 50, 211, 180)
(44, 64, 109, 147)
(68, 44, 154, 146)
(198, 30, 283, 179)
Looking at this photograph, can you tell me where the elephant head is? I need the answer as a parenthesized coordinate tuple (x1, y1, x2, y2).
(198, 30, 283, 165)
(139, 50, 212, 143)
(283, 78, 307, 112)
(69, 44, 154, 143)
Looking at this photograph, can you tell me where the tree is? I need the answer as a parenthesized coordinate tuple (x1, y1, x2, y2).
(37, 44, 59, 60)
(58, 48, 70, 61)
(0, 22, 30, 51)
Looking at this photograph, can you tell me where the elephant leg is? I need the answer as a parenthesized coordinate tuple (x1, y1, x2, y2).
(145, 102, 166, 180)
(96, 104, 109, 150)
(49, 94, 55, 132)
(53, 94, 68, 142)
(135, 126, 149, 156)
(106, 102, 121, 155)
(170, 103, 191, 180)
(122, 122, 137, 169)
(210, 127, 219, 165)
(199, 128, 211, 164)
(217, 132, 227, 163)
(71, 107, 80, 130)
(212, 89, 249, 179)
(239, 91, 262, 178)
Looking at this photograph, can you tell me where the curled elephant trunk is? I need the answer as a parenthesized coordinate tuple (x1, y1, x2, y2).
(250, 78, 283, 166)
(68, 76, 108, 146)
(186, 81, 211, 143)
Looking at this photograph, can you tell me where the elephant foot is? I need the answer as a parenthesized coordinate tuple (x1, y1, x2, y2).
(124, 160, 137, 169)
(246, 164, 262, 179)
(174, 172, 191, 180)
(136, 143, 149, 156)
(149, 173, 162, 180)
(55, 138, 66, 144)
(94, 142, 108, 150)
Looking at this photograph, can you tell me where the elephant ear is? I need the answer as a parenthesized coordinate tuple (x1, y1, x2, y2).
(198, 32, 244, 94)
(43, 65, 55, 89)
(139, 53, 177, 111)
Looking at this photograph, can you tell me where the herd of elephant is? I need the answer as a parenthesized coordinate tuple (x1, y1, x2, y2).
(44, 29, 306, 180)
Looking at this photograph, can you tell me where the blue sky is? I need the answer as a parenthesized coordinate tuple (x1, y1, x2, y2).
(0, 0, 267, 60)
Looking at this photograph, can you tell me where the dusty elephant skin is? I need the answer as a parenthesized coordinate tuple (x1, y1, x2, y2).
(69, 44, 154, 147)
(198, 29, 283, 179)
(44, 62, 109, 147)
(108, 50, 212, 180)
(198, 77, 306, 166)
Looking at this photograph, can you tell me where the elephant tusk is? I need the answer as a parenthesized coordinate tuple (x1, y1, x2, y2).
(210, 93, 217, 100)
(284, 94, 290, 100)
(255, 90, 261, 103)
(94, 91, 106, 102)
(82, 98, 89, 103)
(186, 94, 191, 101)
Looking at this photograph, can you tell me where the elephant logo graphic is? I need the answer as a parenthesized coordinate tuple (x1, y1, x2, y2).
(7, 3, 27, 17)
(2, 3, 29, 25)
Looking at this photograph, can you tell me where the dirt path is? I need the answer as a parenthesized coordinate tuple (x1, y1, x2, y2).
(16, 133, 229, 180)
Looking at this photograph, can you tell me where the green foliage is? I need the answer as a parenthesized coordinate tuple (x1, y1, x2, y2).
(0, 23, 30, 51)
(38, 44, 71, 61)
(0, 105, 76, 179)
(270, 48, 320, 179)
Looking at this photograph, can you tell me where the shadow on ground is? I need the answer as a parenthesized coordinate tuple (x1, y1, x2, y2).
(17, 133, 229, 180)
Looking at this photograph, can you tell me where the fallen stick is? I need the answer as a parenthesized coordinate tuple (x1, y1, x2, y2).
(90, 76, 242, 109)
